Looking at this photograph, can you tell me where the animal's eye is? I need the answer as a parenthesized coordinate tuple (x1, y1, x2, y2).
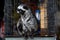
(23, 6, 28, 10)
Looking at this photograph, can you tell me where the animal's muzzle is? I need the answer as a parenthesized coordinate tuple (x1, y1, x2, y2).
(17, 9, 25, 15)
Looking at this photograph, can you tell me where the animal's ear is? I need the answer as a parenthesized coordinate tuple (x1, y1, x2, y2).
(23, 6, 28, 10)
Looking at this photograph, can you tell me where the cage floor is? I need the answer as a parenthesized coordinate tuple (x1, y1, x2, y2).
(5, 37, 56, 40)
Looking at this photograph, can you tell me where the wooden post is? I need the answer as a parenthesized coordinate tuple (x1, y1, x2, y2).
(40, 0, 48, 36)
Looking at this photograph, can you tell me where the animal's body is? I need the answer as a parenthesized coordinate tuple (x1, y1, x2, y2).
(16, 4, 38, 36)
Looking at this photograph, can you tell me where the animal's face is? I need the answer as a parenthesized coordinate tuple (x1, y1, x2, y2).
(17, 4, 29, 15)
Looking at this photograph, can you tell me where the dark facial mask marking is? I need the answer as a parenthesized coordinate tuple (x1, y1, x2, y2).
(23, 6, 28, 10)
(17, 9, 25, 15)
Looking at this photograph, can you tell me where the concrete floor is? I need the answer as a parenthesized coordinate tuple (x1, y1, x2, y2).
(5, 37, 56, 40)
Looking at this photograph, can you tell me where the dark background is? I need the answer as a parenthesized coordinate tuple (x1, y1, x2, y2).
(0, 0, 4, 24)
